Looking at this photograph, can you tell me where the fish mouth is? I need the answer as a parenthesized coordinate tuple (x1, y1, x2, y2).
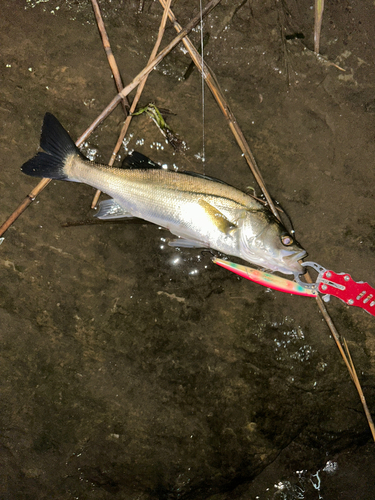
(280, 249, 307, 275)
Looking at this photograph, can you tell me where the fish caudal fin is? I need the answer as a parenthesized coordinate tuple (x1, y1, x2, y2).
(21, 113, 81, 180)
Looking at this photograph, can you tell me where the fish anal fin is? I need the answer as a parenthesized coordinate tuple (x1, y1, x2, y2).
(198, 199, 236, 234)
(95, 199, 134, 219)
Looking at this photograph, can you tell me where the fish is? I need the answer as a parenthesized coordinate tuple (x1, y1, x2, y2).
(21, 113, 307, 276)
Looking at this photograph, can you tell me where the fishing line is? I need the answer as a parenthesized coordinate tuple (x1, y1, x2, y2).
(199, 0, 206, 171)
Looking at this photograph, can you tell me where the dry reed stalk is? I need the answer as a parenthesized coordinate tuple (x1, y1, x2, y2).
(343, 338, 375, 441)
(91, 0, 173, 208)
(0, 0, 221, 239)
(159, 0, 375, 440)
(314, 0, 325, 54)
(90, 0, 130, 115)
(0, 178, 51, 238)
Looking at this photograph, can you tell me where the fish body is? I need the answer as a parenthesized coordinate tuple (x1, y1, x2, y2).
(21, 113, 306, 276)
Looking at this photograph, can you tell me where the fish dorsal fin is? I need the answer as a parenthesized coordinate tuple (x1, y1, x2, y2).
(122, 153, 230, 187)
(198, 199, 237, 234)
(122, 151, 162, 170)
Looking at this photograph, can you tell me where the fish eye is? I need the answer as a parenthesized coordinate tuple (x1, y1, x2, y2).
(281, 234, 293, 246)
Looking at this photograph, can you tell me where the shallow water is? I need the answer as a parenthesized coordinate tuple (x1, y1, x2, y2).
(1, 1, 375, 498)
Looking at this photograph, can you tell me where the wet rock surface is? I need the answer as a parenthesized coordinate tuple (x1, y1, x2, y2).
(1, 1, 374, 498)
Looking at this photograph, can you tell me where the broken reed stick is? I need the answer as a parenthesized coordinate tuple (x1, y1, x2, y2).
(343, 338, 375, 441)
(0, 178, 51, 238)
(158, 0, 279, 220)
(91, 0, 173, 209)
(159, 1, 375, 440)
(314, 0, 325, 54)
(90, 0, 130, 116)
(90, 0, 132, 208)
(0, 0, 222, 240)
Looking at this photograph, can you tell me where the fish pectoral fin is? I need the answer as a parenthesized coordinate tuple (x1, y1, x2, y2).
(168, 238, 209, 249)
(198, 199, 236, 234)
(94, 199, 134, 219)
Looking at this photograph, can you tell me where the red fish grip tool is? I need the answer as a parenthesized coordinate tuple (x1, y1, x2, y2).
(301, 262, 375, 316)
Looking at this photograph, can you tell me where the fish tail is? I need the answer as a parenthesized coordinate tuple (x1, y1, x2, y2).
(21, 113, 82, 180)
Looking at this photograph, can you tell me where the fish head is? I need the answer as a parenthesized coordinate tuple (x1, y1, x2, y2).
(239, 211, 307, 276)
